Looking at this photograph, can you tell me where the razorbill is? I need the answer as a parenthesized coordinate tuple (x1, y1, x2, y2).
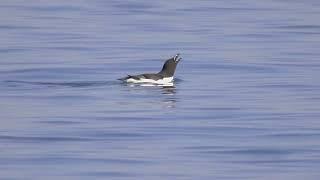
(119, 54, 181, 85)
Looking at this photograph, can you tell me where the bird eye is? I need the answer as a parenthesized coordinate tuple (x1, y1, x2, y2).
(173, 54, 180, 61)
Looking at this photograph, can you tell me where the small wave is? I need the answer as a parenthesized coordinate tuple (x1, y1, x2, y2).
(4, 80, 118, 88)
(0, 135, 92, 142)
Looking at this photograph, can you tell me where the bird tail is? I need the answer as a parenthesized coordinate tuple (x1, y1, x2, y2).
(117, 75, 131, 81)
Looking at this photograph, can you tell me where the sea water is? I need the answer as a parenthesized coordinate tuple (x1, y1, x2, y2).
(1, 0, 320, 179)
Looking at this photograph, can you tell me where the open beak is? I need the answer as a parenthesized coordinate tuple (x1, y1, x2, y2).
(173, 53, 180, 63)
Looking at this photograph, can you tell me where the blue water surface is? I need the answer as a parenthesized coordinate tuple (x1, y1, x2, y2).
(1, 0, 320, 179)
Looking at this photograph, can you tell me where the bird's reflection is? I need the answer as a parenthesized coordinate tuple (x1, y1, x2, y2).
(161, 86, 177, 108)
(121, 83, 179, 109)
(161, 86, 176, 95)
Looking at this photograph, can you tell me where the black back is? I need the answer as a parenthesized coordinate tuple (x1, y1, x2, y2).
(118, 54, 181, 81)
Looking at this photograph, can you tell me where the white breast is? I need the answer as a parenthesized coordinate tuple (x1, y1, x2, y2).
(126, 77, 174, 85)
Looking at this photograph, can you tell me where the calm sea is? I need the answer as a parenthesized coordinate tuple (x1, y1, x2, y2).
(1, 0, 320, 179)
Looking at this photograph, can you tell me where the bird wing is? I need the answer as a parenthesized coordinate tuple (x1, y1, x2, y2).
(118, 74, 164, 81)
(141, 73, 164, 80)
